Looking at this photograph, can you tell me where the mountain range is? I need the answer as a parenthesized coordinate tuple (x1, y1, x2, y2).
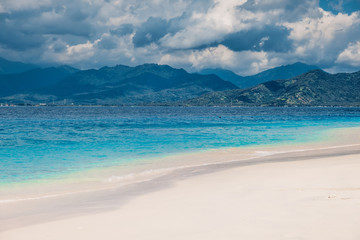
(0, 57, 358, 106)
(184, 70, 360, 106)
(199, 62, 320, 88)
(0, 65, 79, 97)
(45, 64, 237, 105)
(0, 57, 39, 75)
(0, 60, 237, 105)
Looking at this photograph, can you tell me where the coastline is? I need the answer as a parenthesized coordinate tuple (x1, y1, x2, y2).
(1, 126, 360, 239)
(0, 125, 356, 204)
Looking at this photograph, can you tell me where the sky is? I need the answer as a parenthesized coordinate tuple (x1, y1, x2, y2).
(0, 0, 359, 75)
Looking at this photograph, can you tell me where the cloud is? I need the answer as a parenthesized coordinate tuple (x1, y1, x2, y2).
(320, 0, 360, 14)
(159, 45, 284, 76)
(30, 10, 94, 37)
(160, 1, 248, 50)
(241, 0, 320, 21)
(97, 34, 118, 50)
(284, 10, 360, 67)
(48, 41, 96, 64)
(159, 45, 237, 72)
(110, 24, 134, 36)
(336, 41, 360, 66)
(0, 1, 96, 51)
(0, 0, 359, 75)
(0, 14, 45, 50)
(133, 17, 171, 47)
(0, 0, 52, 12)
(221, 25, 293, 52)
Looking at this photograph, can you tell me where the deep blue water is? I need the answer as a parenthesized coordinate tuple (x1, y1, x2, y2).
(1, 106, 360, 184)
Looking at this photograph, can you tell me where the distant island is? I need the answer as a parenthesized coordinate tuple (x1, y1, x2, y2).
(0, 57, 359, 106)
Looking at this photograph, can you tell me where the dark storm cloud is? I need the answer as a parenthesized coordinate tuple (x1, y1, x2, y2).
(27, 7, 95, 37)
(110, 24, 134, 36)
(98, 35, 118, 50)
(51, 40, 67, 53)
(0, 5, 95, 52)
(221, 26, 293, 53)
(0, 13, 44, 50)
(132, 11, 192, 47)
(132, 17, 171, 47)
(0, 30, 44, 51)
(33, 20, 93, 37)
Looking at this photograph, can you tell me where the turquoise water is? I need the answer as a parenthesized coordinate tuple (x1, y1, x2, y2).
(1, 106, 360, 184)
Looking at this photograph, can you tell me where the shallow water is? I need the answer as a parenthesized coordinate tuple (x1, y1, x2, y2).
(1, 106, 360, 184)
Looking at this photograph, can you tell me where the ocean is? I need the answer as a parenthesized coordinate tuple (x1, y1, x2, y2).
(1, 106, 360, 186)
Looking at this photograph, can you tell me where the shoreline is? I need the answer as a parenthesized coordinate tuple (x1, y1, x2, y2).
(1, 126, 360, 235)
(1, 146, 360, 239)
(0, 126, 357, 202)
(0, 125, 353, 201)
(2, 141, 360, 205)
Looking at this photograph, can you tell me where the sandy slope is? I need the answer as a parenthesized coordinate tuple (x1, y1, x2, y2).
(1, 146, 360, 240)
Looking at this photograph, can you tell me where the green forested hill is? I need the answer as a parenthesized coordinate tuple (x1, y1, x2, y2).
(185, 70, 360, 106)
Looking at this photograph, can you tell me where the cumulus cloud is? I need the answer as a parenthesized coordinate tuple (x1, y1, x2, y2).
(44, 40, 96, 65)
(284, 10, 360, 68)
(160, 45, 237, 70)
(159, 45, 284, 75)
(0, 0, 359, 74)
(160, 0, 248, 49)
(336, 41, 360, 66)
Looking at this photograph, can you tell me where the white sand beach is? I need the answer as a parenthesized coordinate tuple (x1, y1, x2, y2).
(1, 128, 360, 240)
